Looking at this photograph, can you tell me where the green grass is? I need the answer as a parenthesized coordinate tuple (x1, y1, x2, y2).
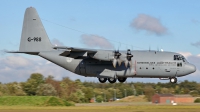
(0, 105, 200, 112)
(0, 96, 74, 106)
(0, 97, 200, 112)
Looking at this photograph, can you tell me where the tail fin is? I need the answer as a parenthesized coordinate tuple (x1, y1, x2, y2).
(19, 7, 52, 52)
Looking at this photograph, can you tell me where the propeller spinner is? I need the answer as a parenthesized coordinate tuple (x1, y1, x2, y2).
(125, 49, 133, 67)
(112, 50, 121, 68)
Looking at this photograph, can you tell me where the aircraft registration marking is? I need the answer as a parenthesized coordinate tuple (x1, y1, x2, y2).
(27, 37, 41, 42)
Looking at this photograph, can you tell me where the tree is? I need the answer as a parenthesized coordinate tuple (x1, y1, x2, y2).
(67, 89, 85, 103)
(144, 86, 155, 101)
(96, 95, 103, 103)
(0, 84, 10, 95)
(45, 76, 62, 97)
(160, 88, 170, 94)
(23, 73, 44, 95)
(36, 83, 57, 96)
(6, 82, 26, 96)
(81, 87, 94, 102)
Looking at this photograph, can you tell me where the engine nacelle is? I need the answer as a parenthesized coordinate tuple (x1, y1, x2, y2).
(92, 50, 113, 61)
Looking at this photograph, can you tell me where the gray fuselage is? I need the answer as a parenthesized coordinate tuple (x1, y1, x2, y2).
(38, 50, 196, 79)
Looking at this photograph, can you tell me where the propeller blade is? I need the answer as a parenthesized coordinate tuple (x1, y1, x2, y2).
(128, 61, 132, 67)
(125, 60, 129, 67)
(117, 59, 122, 66)
(113, 59, 117, 68)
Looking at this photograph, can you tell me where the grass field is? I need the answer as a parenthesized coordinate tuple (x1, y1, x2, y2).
(0, 103, 200, 112)
(0, 96, 199, 112)
(0, 96, 74, 106)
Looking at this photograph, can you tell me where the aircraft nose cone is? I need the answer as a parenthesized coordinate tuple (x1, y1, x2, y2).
(186, 64, 196, 74)
(191, 64, 196, 73)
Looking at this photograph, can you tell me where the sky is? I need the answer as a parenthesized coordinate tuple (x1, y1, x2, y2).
(0, 0, 200, 83)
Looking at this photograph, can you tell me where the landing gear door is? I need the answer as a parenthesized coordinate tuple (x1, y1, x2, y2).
(79, 61, 86, 75)
(176, 70, 180, 77)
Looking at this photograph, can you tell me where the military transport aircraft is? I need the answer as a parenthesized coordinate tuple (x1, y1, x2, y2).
(8, 7, 196, 84)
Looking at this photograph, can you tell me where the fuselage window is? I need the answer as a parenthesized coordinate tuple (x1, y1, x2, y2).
(177, 62, 182, 67)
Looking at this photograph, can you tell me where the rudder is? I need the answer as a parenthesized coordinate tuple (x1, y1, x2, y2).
(19, 7, 52, 52)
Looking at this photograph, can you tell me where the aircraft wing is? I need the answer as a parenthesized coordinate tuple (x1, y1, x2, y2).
(54, 46, 113, 61)
(53, 46, 97, 53)
(53, 46, 98, 58)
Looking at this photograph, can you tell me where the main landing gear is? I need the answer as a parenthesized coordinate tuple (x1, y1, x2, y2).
(98, 77, 127, 83)
(170, 77, 177, 83)
(98, 78, 107, 83)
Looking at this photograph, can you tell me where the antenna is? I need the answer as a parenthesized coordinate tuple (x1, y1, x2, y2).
(149, 46, 151, 51)
(118, 43, 121, 50)
(160, 46, 163, 52)
(131, 45, 134, 51)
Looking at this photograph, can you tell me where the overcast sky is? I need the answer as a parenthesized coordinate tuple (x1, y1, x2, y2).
(0, 0, 200, 83)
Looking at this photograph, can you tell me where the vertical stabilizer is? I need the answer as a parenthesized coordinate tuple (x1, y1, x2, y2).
(19, 7, 52, 52)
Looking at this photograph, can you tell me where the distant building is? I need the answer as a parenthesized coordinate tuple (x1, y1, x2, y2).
(152, 94, 194, 104)
(90, 97, 96, 103)
(174, 94, 194, 103)
(152, 94, 174, 104)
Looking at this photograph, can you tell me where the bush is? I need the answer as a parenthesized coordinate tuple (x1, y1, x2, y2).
(45, 97, 64, 106)
(194, 98, 200, 103)
(64, 100, 75, 106)
(45, 97, 74, 106)
(96, 95, 103, 103)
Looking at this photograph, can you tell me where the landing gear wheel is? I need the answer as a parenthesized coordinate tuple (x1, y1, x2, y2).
(98, 78, 107, 83)
(108, 78, 117, 83)
(118, 77, 127, 83)
(170, 77, 177, 83)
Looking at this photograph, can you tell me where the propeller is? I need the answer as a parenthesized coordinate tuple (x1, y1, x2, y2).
(112, 48, 133, 68)
(125, 49, 133, 67)
(112, 50, 121, 68)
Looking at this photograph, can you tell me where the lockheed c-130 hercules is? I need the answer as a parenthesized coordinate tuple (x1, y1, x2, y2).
(8, 7, 196, 84)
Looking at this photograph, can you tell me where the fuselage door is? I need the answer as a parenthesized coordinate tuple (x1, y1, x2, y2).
(79, 61, 86, 75)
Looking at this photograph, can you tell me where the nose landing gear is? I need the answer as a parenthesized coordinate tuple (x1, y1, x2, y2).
(170, 77, 177, 83)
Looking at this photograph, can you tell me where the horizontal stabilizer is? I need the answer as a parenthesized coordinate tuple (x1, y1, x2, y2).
(6, 51, 39, 55)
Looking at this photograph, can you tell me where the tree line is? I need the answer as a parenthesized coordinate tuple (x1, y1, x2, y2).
(0, 73, 200, 102)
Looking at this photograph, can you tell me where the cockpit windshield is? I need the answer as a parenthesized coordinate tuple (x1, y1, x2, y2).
(174, 55, 188, 62)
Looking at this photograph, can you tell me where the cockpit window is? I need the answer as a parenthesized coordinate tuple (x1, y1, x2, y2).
(174, 55, 188, 62)
(182, 57, 186, 62)
(174, 55, 180, 60)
